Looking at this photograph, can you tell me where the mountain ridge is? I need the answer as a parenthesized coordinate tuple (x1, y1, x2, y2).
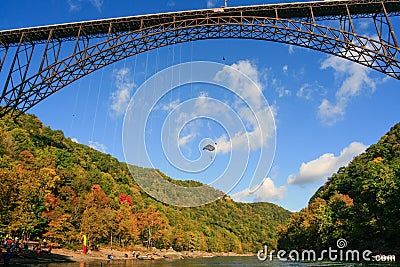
(278, 122, 400, 253)
(0, 113, 290, 253)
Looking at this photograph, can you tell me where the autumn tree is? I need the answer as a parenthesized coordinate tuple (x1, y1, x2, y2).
(138, 206, 169, 248)
(114, 193, 138, 246)
(81, 185, 115, 246)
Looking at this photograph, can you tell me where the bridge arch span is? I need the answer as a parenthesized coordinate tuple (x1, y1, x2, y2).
(0, 0, 399, 117)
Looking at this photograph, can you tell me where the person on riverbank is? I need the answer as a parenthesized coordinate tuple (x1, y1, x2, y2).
(107, 253, 113, 265)
(36, 243, 42, 254)
(3, 248, 12, 267)
(82, 235, 87, 254)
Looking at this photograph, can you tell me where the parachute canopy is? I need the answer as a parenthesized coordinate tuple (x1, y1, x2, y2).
(202, 144, 216, 151)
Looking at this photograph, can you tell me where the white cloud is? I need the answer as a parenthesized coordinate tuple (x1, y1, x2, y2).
(207, 0, 219, 8)
(214, 60, 265, 108)
(318, 99, 346, 125)
(110, 68, 135, 118)
(71, 137, 79, 143)
(288, 45, 295, 55)
(318, 53, 379, 125)
(67, 0, 79, 11)
(270, 76, 292, 97)
(67, 0, 103, 11)
(89, 0, 103, 11)
(282, 65, 288, 73)
(212, 60, 276, 154)
(297, 83, 326, 100)
(179, 133, 197, 146)
(89, 140, 107, 153)
(160, 60, 276, 190)
(287, 142, 367, 186)
(271, 77, 290, 98)
(275, 86, 291, 98)
(161, 60, 276, 181)
(358, 21, 371, 31)
(231, 178, 286, 202)
(297, 83, 312, 100)
(159, 99, 181, 111)
(167, 0, 176, 6)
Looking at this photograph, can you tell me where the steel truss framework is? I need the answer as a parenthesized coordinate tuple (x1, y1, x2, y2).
(0, 0, 400, 117)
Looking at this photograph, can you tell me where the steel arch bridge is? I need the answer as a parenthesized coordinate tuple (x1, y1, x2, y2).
(0, 0, 400, 118)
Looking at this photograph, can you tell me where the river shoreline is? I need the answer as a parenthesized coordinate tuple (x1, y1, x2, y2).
(5, 247, 255, 266)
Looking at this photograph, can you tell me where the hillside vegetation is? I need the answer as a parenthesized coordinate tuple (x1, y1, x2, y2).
(278, 123, 400, 253)
(0, 113, 290, 253)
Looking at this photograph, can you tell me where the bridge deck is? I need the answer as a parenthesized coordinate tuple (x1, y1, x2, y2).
(1, 0, 399, 46)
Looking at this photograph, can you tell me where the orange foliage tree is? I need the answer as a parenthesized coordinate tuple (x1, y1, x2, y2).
(138, 206, 169, 248)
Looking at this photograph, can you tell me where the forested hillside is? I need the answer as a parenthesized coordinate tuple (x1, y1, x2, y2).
(278, 123, 400, 253)
(0, 113, 290, 253)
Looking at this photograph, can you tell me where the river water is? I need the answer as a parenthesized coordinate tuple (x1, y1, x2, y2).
(27, 256, 397, 267)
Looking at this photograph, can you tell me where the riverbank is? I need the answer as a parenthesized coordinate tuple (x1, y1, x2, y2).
(5, 247, 254, 266)
(55, 247, 253, 261)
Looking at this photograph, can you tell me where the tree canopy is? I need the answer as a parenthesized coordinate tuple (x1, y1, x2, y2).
(278, 123, 400, 254)
(0, 113, 290, 252)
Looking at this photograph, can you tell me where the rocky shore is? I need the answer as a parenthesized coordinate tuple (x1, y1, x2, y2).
(5, 247, 254, 266)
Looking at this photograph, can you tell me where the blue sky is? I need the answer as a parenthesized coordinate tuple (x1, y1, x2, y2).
(2, 0, 400, 211)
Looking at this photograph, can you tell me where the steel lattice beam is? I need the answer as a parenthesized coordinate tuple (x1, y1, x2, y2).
(0, 0, 400, 117)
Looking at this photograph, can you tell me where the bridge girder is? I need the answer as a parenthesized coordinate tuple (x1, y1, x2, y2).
(0, 0, 400, 117)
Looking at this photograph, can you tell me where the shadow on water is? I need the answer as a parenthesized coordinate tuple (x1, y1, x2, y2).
(11, 256, 400, 267)
(6, 250, 74, 267)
